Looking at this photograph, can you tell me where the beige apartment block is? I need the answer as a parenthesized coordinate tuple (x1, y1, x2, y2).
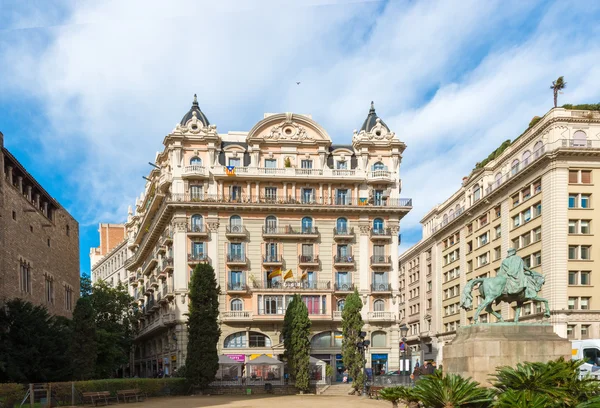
(90, 223, 130, 285)
(0, 132, 80, 318)
(399, 106, 600, 365)
(122, 98, 412, 377)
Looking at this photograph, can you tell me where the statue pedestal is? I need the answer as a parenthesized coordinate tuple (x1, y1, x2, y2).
(443, 323, 571, 386)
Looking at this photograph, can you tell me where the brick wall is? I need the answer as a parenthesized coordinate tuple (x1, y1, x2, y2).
(0, 139, 80, 318)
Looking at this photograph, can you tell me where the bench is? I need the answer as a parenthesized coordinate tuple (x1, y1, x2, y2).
(117, 388, 146, 403)
(369, 386, 384, 399)
(82, 391, 114, 406)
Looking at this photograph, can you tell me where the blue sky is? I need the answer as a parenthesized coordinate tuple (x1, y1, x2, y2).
(1, 0, 600, 276)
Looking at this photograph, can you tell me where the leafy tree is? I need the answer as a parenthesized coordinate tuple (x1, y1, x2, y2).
(0, 299, 72, 382)
(491, 358, 600, 408)
(551, 76, 566, 108)
(70, 296, 98, 380)
(80, 273, 93, 297)
(185, 263, 220, 389)
(341, 289, 365, 393)
(413, 370, 493, 408)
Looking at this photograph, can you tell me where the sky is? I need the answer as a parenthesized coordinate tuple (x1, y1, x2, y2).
(1, 0, 600, 276)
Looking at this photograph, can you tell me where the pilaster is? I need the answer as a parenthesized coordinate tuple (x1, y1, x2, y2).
(207, 219, 220, 283)
(359, 223, 370, 293)
(172, 215, 188, 291)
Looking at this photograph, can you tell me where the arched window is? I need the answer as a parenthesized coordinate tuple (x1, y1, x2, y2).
(442, 214, 448, 225)
(229, 215, 242, 233)
(230, 299, 243, 311)
(495, 172, 502, 186)
(248, 332, 271, 347)
(224, 332, 246, 348)
(302, 217, 313, 233)
(311, 331, 333, 348)
(511, 159, 520, 176)
(473, 185, 481, 201)
(337, 299, 345, 311)
(265, 215, 277, 233)
(573, 130, 588, 147)
(371, 331, 387, 348)
(455, 204, 461, 214)
(372, 162, 385, 171)
(190, 214, 203, 232)
(373, 218, 384, 232)
(448, 209, 454, 220)
(522, 150, 531, 166)
(336, 217, 348, 234)
(190, 156, 202, 166)
(333, 331, 343, 347)
(533, 141, 543, 158)
(373, 299, 385, 312)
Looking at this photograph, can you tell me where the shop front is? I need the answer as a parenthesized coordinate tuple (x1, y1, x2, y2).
(371, 353, 388, 376)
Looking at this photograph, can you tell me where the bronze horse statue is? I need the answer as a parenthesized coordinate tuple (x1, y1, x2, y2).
(460, 265, 550, 324)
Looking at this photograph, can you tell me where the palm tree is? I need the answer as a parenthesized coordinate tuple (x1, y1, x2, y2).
(412, 371, 494, 408)
(551, 76, 566, 108)
(379, 386, 420, 408)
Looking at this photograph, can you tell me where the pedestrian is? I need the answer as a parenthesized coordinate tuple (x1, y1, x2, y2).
(415, 359, 420, 369)
(342, 369, 349, 383)
(420, 360, 435, 376)
(431, 361, 438, 372)
(410, 366, 420, 383)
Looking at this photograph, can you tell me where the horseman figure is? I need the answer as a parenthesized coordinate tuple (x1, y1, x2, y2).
(460, 249, 550, 323)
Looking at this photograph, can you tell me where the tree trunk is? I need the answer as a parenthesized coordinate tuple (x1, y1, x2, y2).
(554, 91, 558, 108)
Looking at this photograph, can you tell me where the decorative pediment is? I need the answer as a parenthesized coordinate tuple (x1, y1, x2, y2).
(171, 111, 219, 138)
(353, 118, 396, 143)
(247, 112, 331, 144)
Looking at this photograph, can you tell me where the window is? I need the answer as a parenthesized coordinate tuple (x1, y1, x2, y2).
(336, 217, 348, 234)
(534, 202, 542, 217)
(336, 189, 349, 205)
(231, 298, 243, 311)
(533, 180, 541, 193)
(264, 159, 277, 169)
(20, 261, 31, 293)
(511, 159, 520, 175)
(569, 170, 579, 184)
(573, 130, 588, 147)
(224, 332, 246, 348)
(301, 159, 313, 169)
(533, 140, 544, 157)
(190, 156, 202, 166)
(478, 232, 488, 247)
(569, 195, 577, 208)
(373, 299, 385, 312)
(265, 242, 278, 260)
(495, 172, 502, 186)
(523, 208, 531, 222)
(45, 275, 54, 304)
(265, 187, 277, 201)
(12, 210, 16, 220)
(228, 157, 241, 167)
(581, 271, 590, 285)
(569, 220, 577, 234)
(479, 213, 488, 227)
(569, 246, 577, 260)
(581, 220, 590, 234)
(260, 295, 285, 314)
(302, 295, 323, 314)
(581, 246, 591, 260)
(229, 215, 242, 230)
(371, 331, 387, 348)
(192, 241, 204, 257)
(477, 253, 489, 267)
(337, 299, 345, 311)
(229, 243, 244, 259)
(567, 325, 575, 338)
(65, 287, 73, 311)
(301, 217, 313, 233)
(66, 225, 70, 236)
(533, 251, 541, 266)
(230, 185, 241, 201)
(473, 185, 481, 202)
(512, 194, 520, 207)
(513, 215, 521, 228)
(190, 214, 203, 232)
(494, 246, 501, 260)
(522, 186, 531, 200)
(568, 297, 577, 310)
(581, 170, 592, 184)
(581, 195, 590, 208)
(374, 189, 384, 206)
(534, 227, 541, 242)
(336, 161, 348, 170)
(190, 185, 203, 200)
(581, 325, 591, 339)
(373, 218, 384, 232)
(495, 225, 501, 239)
(581, 297, 590, 310)
(494, 206, 501, 218)
(569, 272, 577, 285)
(47, 238, 51, 247)
(301, 188, 314, 204)
(265, 216, 277, 232)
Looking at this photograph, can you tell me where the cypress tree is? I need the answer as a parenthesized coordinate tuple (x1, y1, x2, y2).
(70, 297, 97, 380)
(292, 296, 311, 392)
(185, 263, 221, 389)
(341, 289, 365, 393)
(282, 295, 299, 377)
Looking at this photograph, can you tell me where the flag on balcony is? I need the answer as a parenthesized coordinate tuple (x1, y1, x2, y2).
(283, 269, 293, 280)
(301, 270, 308, 280)
(359, 198, 368, 206)
(225, 166, 236, 176)
(268, 268, 282, 279)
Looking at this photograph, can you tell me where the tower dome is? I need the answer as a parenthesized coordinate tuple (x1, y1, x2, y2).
(360, 101, 390, 133)
(180, 94, 210, 127)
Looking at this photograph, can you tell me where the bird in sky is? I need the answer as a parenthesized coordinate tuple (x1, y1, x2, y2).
(296, 82, 301, 85)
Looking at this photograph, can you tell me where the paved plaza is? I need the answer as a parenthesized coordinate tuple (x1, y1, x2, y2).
(118, 395, 389, 407)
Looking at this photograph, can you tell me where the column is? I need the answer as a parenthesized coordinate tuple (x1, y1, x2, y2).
(284, 183, 287, 199)
(292, 182, 296, 200)
(207, 220, 220, 283)
(359, 224, 370, 292)
(319, 183, 323, 202)
(354, 184, 359, 202)
(172, 215, 188, 292)
(246, 181, 251, 199)
(17, 176, 23, 193)
(35, 193, 40, 208)
(390, 224, 400, 294)
(328, 184, 332, 205)
(7, 166, 13, 184)
(26, 185, 32, 201)
(255, 181, 260, 197)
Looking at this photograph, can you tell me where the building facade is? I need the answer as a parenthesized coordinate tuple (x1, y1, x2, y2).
(0, 132, 80, 317)
(90, 223, 130, 285)
(399, 106, 600, 365)
(124, 98, 412, 378)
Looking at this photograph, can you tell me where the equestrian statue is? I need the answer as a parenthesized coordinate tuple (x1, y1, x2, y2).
(460, 248, 550, 323)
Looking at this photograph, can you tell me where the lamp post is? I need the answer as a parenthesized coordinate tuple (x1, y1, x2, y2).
(356, 331, 370, 397)
(399, 324, 409, 384)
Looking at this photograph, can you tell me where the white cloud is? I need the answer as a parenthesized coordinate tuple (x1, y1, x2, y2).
(1, 0, 600, 247)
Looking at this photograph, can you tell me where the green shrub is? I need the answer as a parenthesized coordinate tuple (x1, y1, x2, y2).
(413, 371, 494, 408)
(562, 103, 600, 111)
(0, 383, 26, 408)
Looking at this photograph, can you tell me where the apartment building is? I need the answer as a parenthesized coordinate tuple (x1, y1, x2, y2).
(123, 98, 412, 377)
(0, 131, 80, 317)
(90, 223, 130, 285)
(399, 106, 600, 365)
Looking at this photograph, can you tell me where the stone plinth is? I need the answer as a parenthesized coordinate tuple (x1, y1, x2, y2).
(443, 323, 571, 386)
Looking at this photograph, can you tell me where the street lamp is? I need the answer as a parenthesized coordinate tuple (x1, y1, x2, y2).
(399, 324, 409, 383)
(356, 331, 370, 397)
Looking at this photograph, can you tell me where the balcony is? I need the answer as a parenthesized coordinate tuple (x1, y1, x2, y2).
(142, 253, 158, 276)
(262, 226, 319, 239)
(149, 275, 159, 288)
(334, 282, 355, 292)
(262, 255, 284, 266)
(225, 225, 248, 238)
(129, 274, 137, 284)
(144, 285, 153, 296)
(333, 255, 355, 268)
(298, 255, 320, 267)
(253, 280, 331, 291)
(368, 311, 394, 321)
(188, 253, 210, 264)
(333, 227, 355, 240)
(158, 171, 172, 192)
(157, 245, 166, 255)
(227, 282, 249, 293)
(161, 227, 173, 245)
(371, 283, 392, 292)
(371, 255, 392, 267)
(333, 311, 343, 320)
(370, 228, 392, 241)
(222, 311, 253, 321)
(367, 170, 393, 184)
(160, 257, 173, 274)
(187, 222, 209, 238)
(136, 272, 144, 284)
(182, 165, 207, 178)
(226, 254, 248, 266)
(165, 284, 175, 300)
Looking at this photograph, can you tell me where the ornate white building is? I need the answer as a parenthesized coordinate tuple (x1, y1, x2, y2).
(124, 97, 412, 378)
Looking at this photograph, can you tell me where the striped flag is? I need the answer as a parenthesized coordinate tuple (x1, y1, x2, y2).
(283, 269, 293, 280)
(359, 198, 368, 206)
(301, 270, 308, 280)
(268, 268, 282, 279)
(225, 166, 236, 176)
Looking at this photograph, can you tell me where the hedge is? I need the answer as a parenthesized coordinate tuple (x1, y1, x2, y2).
(0, 378, 187, 407)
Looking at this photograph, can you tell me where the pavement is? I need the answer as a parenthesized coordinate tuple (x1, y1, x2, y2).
(117, 394, 391, 407)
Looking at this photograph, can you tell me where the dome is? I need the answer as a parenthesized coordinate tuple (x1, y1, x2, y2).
(180, 94, 210, 127)
(360, 101, 390, 133)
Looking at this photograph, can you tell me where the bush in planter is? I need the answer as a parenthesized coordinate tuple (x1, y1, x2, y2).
(0, 383, 26, 408)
